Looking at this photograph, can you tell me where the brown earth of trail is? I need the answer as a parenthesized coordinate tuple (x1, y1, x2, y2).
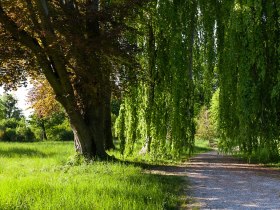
(148, 151, 280, 209)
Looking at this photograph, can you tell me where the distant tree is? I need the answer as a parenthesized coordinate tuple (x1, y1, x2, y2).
(27, 78, 69, 141)
(0, 118, 35, 142)
(196, 106, 216, 142)
(29, 111, 73, 141)
(27, 77, 61, 117)
(28, 114, 48, 141)
(0, 94, 22, 120)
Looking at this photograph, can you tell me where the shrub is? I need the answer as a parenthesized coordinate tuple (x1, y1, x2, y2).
(16, 126, 36, 142)
(0, 118, 18, 129)
(29, 112, 74, 141)
(0, 118, 35, 142)
(1, 128, 17, 142)
(47, 120, 73, 141)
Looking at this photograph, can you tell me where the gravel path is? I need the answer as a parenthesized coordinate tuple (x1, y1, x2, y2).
(186, 151, 280, 209)
(148, 151, 280, 209)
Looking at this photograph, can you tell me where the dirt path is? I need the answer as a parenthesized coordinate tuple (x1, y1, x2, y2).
(149, 151, 280, 209)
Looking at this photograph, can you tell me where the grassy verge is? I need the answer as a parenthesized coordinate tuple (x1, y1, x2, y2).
(264, 163, 280, 168)
(0, 141, 182, 209)
(193, 138, 213, 154)
(234, 152, 280, 167)
(109, 138, 214, 166)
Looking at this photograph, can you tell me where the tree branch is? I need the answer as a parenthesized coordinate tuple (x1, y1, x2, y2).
(0, 5, 42, 55)
(0, 4, 65, 99)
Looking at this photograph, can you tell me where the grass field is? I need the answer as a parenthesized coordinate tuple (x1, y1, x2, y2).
(0, 141, 182, 210)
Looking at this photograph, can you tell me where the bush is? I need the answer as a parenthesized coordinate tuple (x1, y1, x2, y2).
(16, 126, 36, 142)
(0, 118, 36, 142)
(248, 147, 280, 163)
(0, 118, 18, 129)
(47, 120, 73, 141)
(29, 112, 74, 141)
(1, 128, 17, 142)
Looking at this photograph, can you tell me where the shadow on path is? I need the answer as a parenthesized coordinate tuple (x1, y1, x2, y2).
(148, 151, 280, 209)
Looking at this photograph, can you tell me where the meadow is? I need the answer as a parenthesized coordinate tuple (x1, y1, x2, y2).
(0, 141, 182, 210)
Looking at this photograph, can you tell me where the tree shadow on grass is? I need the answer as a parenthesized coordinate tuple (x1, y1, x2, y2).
(0, 147, 53, 158)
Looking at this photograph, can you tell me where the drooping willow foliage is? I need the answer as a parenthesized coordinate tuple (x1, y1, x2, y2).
(218, 1, 280, 160)
(115, 0, 199, 158)
(115, 0, 280, 160)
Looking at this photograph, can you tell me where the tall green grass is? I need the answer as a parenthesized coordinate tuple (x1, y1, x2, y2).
(0, 142, 182, 209)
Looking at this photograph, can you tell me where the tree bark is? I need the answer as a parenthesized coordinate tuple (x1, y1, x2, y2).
(104, 86, 115, 150)
(66, 100, 109, 159)
(40, 121, 47, 141)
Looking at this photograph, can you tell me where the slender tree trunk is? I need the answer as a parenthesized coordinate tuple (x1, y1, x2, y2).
(104, 88, 115, 150)
(102, 63, 115, 150)
(41, 121, 47, 141)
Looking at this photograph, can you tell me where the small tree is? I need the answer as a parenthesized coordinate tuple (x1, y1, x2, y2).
(196, 88, 220, 140)
(0, 94, 22, 120)
(196, 106, 216, 142)
(209, 89, 220, 137)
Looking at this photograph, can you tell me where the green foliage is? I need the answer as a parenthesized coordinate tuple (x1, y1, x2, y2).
(0, 94, 34, 142)
(47, 119, 73, 141)
(209, 89, 219, 134)
(195, 106, 216, 141)
(193, 138, 213, 154)
(0, 141, 183, 209)
(216, 1, 280, 161)
(0, 94, 22, 120)
(115, 0, 197, 159)
(15, 126, 36, 142)
(0, 118, 18, 129)
(109, 136, 212, 165)
(0, 128, 17, 142)
(29, 111, 73, 141)
(115, 104, 126, 155)
(195, 90, 220, 147)
(0, 118, 35, 142)
(111, 98, 121, 116)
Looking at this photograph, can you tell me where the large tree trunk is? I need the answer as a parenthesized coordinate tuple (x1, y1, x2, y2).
(66, 97, 109, 159)
(52, 70, 111, 159)
(65, 0, 114, 158)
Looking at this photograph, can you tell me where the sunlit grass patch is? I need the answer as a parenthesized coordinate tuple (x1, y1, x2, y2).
(0, 141, 182, 209)
(193, 138, 213, 154)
